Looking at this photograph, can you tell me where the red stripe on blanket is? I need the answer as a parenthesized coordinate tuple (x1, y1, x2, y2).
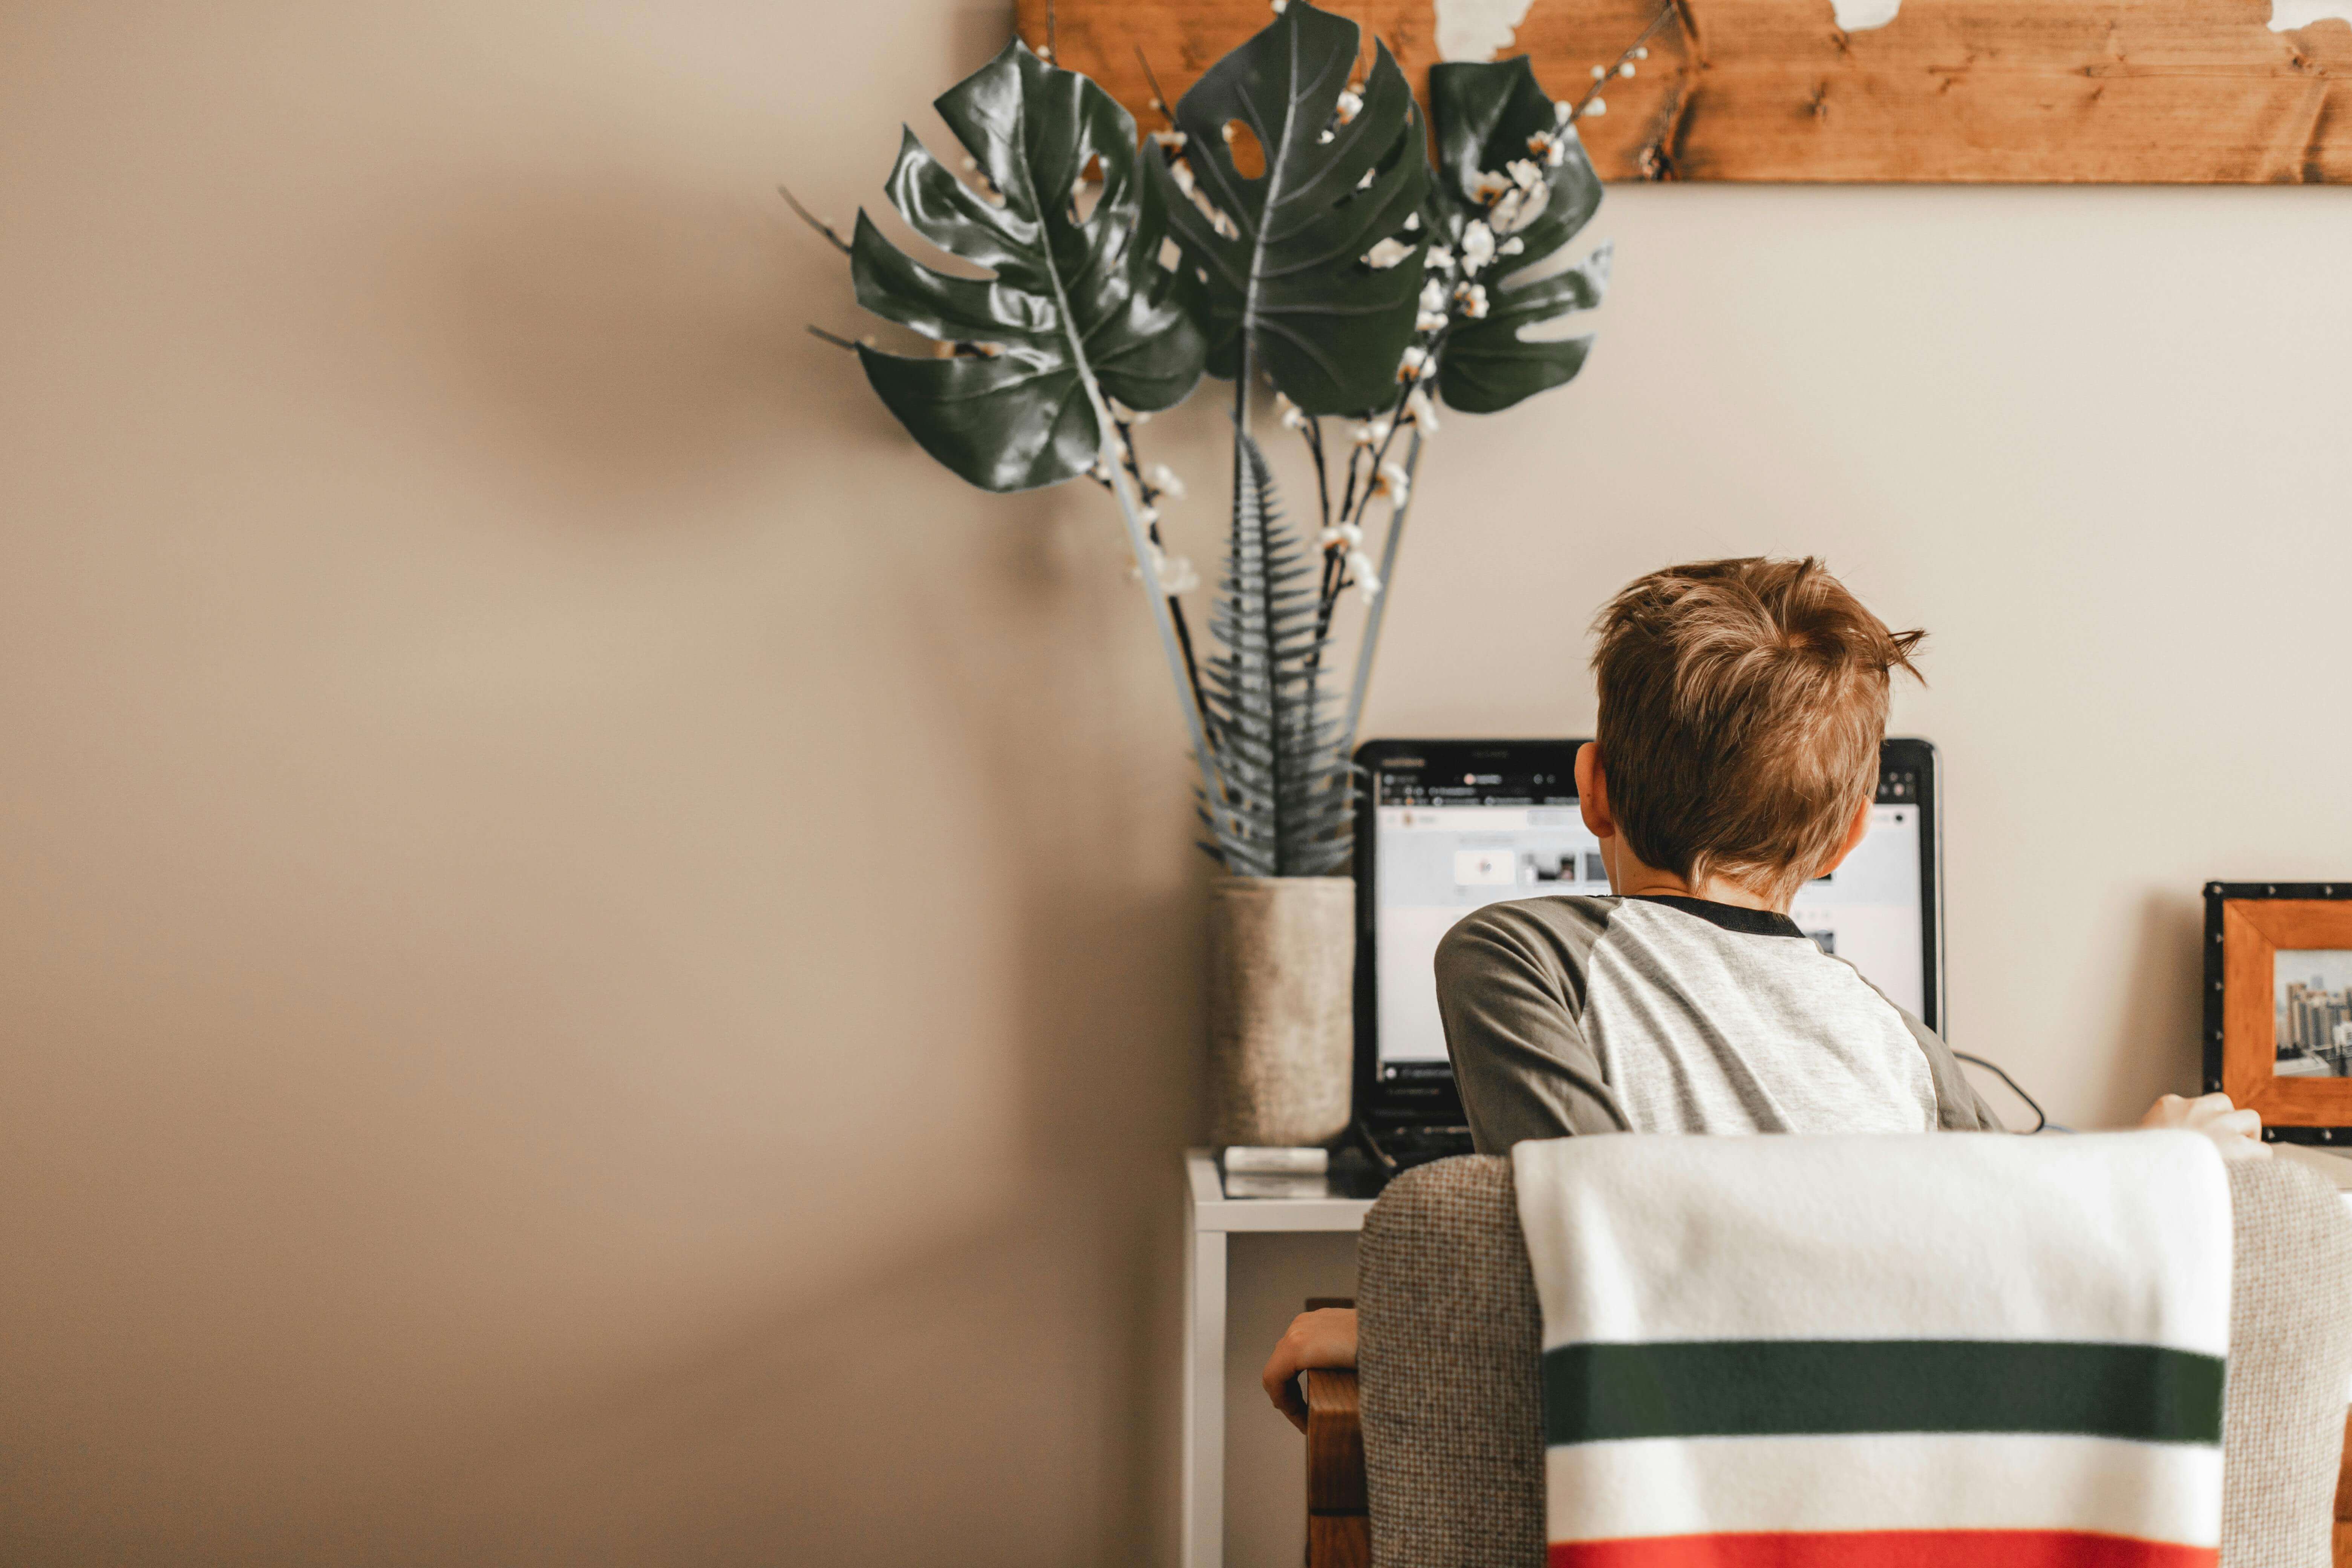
(1550, 1531, 2216, 1568)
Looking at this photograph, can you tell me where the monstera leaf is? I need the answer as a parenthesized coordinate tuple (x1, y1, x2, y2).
(850, 41, 1207, 493)
(1146, 2, 1429, 416)
(1201, 434, 1352, 875)
(1427, 58, 1611, 416)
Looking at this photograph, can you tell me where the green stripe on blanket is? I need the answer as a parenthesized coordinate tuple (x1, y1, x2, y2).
(1542, 1340, 2224, 1447)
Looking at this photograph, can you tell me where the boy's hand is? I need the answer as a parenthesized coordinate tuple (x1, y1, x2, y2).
(2140, 1092, 2271, 1161)
(1260, 1307, 1358, 1434)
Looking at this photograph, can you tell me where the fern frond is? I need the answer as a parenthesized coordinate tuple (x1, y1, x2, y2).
(1195, 432, 1356, 876)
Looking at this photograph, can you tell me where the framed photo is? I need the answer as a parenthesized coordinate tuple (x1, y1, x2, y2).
(2204, 882, 2352, 1145)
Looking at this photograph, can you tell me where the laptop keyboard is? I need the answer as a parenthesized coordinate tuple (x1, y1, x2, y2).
(1363, 1122, 1477, 1173)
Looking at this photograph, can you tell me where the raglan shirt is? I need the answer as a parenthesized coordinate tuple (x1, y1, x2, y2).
(1435, 894, 2003, 1152)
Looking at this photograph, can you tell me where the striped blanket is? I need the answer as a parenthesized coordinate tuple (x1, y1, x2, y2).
(1511, 1131, 2232, 1568)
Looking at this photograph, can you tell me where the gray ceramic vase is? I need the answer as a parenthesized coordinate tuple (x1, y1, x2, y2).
(1206, 875, 1355, 1147)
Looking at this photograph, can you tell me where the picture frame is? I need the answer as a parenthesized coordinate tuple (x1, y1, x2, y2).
(2203, 882, 2352, 1146)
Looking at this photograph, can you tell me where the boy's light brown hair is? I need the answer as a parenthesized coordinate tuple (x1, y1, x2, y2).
(1590, 557, 1924, 906)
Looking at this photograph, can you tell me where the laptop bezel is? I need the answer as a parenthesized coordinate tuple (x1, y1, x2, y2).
(1352, 738, 1588, 1129)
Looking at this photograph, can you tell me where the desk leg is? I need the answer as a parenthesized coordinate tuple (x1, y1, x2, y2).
(1182, 1225, 1228, 1568)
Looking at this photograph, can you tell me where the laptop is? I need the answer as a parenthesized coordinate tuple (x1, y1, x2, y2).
(1351, 737, 1945, 1173)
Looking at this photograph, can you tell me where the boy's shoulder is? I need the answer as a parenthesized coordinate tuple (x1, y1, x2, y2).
(1436, 895, 1622, 980)
(1443, 893, 1618, 944)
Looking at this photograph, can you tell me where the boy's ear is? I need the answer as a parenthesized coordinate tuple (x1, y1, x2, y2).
(1575, 742, 1614, 840)
(1815, 792, 1873, 879)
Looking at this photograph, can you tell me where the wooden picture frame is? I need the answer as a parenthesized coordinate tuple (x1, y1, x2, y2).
(2204, 882, 2352, 1145)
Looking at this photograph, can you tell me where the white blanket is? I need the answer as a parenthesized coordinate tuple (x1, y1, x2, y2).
(1511, 1131, 2232, 1568)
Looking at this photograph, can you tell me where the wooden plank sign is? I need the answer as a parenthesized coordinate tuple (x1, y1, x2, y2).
(1012, 0, 2352, 182)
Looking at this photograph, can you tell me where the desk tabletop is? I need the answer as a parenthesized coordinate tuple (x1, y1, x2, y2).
(1184, 1149, 1378, 1234)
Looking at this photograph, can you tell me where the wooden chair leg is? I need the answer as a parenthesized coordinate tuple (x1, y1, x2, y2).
(1305, 1368, 1367, 1568)
(2333, 1407, 2352, 1568)
(1302, 1296, 1367, 1568)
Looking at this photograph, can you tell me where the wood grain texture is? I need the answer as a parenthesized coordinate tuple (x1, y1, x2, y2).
(1309, 1512, 1373, 1568)
(1303, 1366, 1367, 1514)
(2335, 1406, 2352, 1521)
(2336, 1409, 2352, 1568)
(1013, 0, 2352, 182)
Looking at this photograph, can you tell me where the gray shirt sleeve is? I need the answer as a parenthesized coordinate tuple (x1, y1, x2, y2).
(1896, 999, 2005, 1131)
(1435, 901, 1630, 1153)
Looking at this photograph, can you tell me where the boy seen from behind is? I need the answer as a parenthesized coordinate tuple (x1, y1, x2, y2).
(1442, 556, 1981, 1144)
(1260, 556, 2263, 1429)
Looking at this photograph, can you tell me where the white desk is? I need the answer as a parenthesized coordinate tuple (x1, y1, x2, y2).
(1182, 1148, 1375, 1568)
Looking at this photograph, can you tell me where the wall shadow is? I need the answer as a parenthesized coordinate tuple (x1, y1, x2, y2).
(329, 1205, 1124, 1567)
(394, 179, 904, 515)
(356, 169, 1217, 1566)
(2107, 886, 2207, 1122)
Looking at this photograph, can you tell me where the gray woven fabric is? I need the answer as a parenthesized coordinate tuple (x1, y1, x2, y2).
(1358, 1157, 1544, 1568)
(1356, 1152, 2352, 1568)
(2219, 1158, 2352, 1567)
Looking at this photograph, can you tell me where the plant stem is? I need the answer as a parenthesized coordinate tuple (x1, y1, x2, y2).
(1340, 426, 1423, 750)
(1310, 546, 1341, 662)
(1570, 0, 1679, 120)
(1321, 364, 1423, 609)
(1100, 430, 1232, 840)
(1112, 418, 1214, 742)
(778, 185, 853, 253)
(1304, 416, 1331, 539)
(1134, 47, 1175, 126)
(1303, 412, 1340, 667)
(1170, 601, 1210, 744)
(1305, 368, 1419, 725)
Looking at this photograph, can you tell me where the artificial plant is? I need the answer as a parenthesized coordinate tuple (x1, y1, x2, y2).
(798, 2, 1634, 877)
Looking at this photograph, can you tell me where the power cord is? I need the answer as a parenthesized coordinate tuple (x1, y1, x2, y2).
(1952, 1051, 2052, 1135)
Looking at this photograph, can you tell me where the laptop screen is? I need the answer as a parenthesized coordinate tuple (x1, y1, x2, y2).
(1368, 744, 1935, 1084)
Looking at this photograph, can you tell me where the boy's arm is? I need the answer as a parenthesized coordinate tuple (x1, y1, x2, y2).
(1261, 1307, 1357, 1433)
(1435, 902, 1631, 1153)
(1893, 1006, 2007, 1132)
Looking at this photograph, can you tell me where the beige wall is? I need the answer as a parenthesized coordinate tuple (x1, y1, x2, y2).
(4, 1, 2349, 1562)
